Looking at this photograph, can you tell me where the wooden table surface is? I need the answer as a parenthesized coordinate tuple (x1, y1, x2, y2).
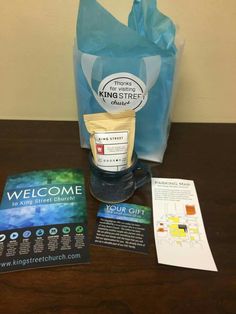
(0, 121, 235, 314)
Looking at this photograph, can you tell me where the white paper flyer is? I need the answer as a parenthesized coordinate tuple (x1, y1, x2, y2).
(151, 178, 217, 272)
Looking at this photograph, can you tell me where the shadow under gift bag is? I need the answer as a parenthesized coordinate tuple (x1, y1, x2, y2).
(74, 0, 182, 162)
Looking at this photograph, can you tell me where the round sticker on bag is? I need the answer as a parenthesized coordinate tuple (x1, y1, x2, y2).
(97, 72, 148, 112)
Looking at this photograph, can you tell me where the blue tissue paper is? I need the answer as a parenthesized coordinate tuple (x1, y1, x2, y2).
(74, 0, 178, 162)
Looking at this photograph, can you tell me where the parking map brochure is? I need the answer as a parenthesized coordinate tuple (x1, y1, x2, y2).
(92, 203, 151, 253)
(152, 178, 217, 272)
(0, 169, 89, 273)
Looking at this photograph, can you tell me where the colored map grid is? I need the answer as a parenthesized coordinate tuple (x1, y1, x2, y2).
(156, 204, 203, 248)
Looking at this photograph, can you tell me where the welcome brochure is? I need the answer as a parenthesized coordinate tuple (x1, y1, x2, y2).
(0, 168, 89, 273)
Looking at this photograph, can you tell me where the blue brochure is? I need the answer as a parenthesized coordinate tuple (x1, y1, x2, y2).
(0, 169, 89, 273)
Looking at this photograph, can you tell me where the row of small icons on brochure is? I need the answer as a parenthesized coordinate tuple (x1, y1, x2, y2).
(0, 225, 84, 242)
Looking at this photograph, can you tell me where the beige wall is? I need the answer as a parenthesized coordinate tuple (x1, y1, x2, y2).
(0, 0, 235, 122)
